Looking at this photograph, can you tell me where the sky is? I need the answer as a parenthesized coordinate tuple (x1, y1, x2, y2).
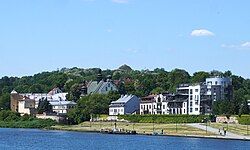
(0, 0, 250, 78)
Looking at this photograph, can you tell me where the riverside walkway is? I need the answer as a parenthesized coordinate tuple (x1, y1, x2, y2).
(187, 123, 250, 140)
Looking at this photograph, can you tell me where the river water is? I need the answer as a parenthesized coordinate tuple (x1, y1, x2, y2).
(0, 128, 249, 150)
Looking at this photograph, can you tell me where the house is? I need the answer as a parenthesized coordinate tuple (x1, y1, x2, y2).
(109, 95, 140, 116)
(80, 69, 118, 96)
(18, 98, 36, 116)
(49, 100, 77, 115)
(87, 79, 118, 95)
(140, 93, 188, 115)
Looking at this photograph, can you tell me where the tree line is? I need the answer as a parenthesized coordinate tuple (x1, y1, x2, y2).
(0, 65, 249, 119)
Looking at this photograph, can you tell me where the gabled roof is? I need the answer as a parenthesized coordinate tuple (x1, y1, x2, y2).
(48, 88, 63, 95)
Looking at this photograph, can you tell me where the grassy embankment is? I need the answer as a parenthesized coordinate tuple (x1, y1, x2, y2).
(53, 121, 215, 136)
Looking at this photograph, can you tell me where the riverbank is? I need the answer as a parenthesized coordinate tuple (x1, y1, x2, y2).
(51, 121, 250, 141)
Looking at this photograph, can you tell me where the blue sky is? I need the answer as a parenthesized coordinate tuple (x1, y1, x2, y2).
(0, 0, 250, 78)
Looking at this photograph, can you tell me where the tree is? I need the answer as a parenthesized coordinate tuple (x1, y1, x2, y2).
(191, 71, 210, 83)
(239, 100, 250, 116)
(0, 93, 10, 110)
(151, 87, 165, 94)
(37, 98, 52, 114)
(212, 100, 235, 115)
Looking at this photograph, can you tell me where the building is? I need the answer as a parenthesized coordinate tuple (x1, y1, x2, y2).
(10, 88, 75, 116)
(140, 77, 233, 115)
(80, 69, 118, 95)
(109, 95, 140, 116)
(177, 84, 205, 115)
(19, 87, 68, 108)
(140, 93, 188, 115)
(18, 99, 36, 116)
(87, 79, 118, 95)
(205, 77, 233, 101)
(49, 100, 77, 115)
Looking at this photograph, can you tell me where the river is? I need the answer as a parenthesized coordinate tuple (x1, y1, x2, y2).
(0, 128, 249, 150)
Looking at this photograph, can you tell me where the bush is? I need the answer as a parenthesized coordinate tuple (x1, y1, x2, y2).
(237, 115, 250, 125)
(0, 110, 56, 128)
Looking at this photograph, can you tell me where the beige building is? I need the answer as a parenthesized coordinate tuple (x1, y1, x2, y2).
(18, 99, 36, 116)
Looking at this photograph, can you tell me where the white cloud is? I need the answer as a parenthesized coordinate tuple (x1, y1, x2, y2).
(221, 41, 250, 50)
(191, 29, 215, 37)
(112, 0, 129, 4)
(241, 42, 250, 48)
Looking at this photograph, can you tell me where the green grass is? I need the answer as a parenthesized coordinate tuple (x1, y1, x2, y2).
(53, 121, 216, 136)
(208, 123, 250, 136)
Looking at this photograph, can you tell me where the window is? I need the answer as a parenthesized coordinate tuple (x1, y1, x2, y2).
(190, 108, 193, 112)
(114, 109, 117, 112)
(195, 100, 198, 105)
(108, 83, 110, 87)
(141, 105, 143, 109)
(154, 105, 156, 109)
(184, 109, 185, 114)
(215, 81, 218, 85)
(149, 105, 151, 109)
(195, 89, 198, 92)
(158, 97, 161, 103)
(190, 95, 193, 100)
(106, 87, 108, 91)
(190, 89, 193, 94)
(195, 108, 198, 111)
(190, 101, 193, 107)
(110, 109, 113, 112)
(121, 109, 123, 112)
(163, 105, 165, 109)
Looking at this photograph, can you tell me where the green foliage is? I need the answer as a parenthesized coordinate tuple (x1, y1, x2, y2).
(151, 87, 165, 94)
(37, 99, 52, 114)
(119, 115, 209, 123)
(212, 100, 235, 115)
(0, 110, 56, 128)
(191, 71, 210, 83)
(237, 115, 250, 125)
(67, 92, 120, 124)
(0, 93, 10, 110)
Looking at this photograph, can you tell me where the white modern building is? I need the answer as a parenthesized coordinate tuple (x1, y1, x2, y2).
(109, 95, 140, 116)
(49, 100, 77, 115)
(177, 84, 204, 115)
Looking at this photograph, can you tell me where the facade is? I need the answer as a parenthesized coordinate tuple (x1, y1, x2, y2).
(140, 93, 188, 115)
(18, 99, 36, 116)
(87, 79, 118, 95)
(49, 101, 76, 115)
(109, 95, 140, 116)
(205, 77, 233, 101)
(177, 84, 204, 115)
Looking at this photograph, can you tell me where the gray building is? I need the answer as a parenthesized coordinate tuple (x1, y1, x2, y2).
(109, 95, 140, 116)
